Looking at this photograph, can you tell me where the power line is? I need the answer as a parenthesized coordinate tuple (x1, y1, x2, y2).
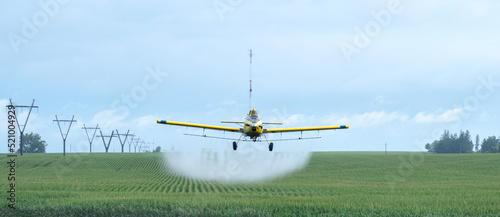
(138, 140, 147, 152)
(116, 129, 131, 153)
(97, 130, 116, 153)
(82, 124, 100, 153)
(132, 137, 142, 153)
(53, 115, 77, 156)
(149, 142, 156, 152)
(9, 99, 38, 156)
(127, 134, 136, 153)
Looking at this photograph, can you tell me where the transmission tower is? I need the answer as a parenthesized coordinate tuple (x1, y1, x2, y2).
(144, 142, 152, 152)
(133, 137, 142, 153)
(97, 130, 116, 153)
(116, 129, 131, 153)
(9, 99, 38, 156)
(82, 124, 100, 153)
(53, 115, 77, 156)
(149, 142, 156, 152)
(126, 134, 136, 153)
(138, 140, 147, 152)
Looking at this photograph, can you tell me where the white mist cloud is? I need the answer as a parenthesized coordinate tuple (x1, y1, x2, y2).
(163, 142, 311, 183)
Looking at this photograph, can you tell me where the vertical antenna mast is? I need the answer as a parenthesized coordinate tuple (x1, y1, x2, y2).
(249, 49, 253, 110)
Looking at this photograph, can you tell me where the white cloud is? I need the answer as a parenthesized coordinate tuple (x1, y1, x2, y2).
(0, 99, 10, 127)
(61, 102, 88, 111)
(371, 95, 397, 105)
(267, 110, 409, 130)
(332, 111, 409, 128)
(206, 100, 237, 108)
(265, 108, 316, 127)
(0, 99, 9, 107)
(90, 110, 129, 130)
(414, 108, 463, 124)
(134, 115, 156, 127)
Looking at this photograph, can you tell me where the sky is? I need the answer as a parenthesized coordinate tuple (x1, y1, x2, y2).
(1, 0, 499, 154)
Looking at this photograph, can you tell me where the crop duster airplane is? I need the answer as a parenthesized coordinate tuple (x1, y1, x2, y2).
(156, 50, 349, 151)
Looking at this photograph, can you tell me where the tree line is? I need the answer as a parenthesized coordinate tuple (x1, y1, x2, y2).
(425, 130, 500, 153)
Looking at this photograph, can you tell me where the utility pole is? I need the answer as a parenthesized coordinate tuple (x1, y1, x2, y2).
(149, 142, 156, 152)
(97, 130, 116, 153)
(137, 138, 143, 153)
(139, 140, 147, 152)
(145, 142, 152, 152)
(116, 129, 130, 153)
(134, 138, 142, 153)
(130, 137, 141, 153)
(53, 115, 77, 156)
(126, 134, 136, 153)
(9, 99, 38, 156)
(82, 124, 100, 153)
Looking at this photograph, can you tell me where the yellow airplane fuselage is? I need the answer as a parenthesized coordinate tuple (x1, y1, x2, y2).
(243, 109, 263, 139)
(243, 121, 263, 138)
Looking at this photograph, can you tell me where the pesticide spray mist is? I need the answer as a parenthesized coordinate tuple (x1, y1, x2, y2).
(163, 139, 312, 183)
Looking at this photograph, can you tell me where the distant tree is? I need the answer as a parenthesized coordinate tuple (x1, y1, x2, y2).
(16, 132, 47, 153)
(475, 134, 480, 152)
(153, 146, 161, 152)
(429, 131, 500, 154)
(425, 143, 432, 152)
(481, 136, 500, 153)
(458, 130, 473, 153)
(426, 130, 473, 153)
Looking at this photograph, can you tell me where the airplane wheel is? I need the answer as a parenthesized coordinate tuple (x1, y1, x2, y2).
(233, 142, 237, 151)
(269, 143, 273, 152)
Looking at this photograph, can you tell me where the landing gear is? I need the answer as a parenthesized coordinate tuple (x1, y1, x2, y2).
(233, 134, 244, 151)
(262, 133, 273, 152)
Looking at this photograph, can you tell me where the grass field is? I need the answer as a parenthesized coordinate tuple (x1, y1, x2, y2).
(2, 152, 499, 216)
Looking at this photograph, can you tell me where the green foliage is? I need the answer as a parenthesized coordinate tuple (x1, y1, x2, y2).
(1, 152, 499, 216)
(16, 132, 47, 153)
(153, 146, 161, 152)
(426, 130, 474, 153)
(481, 136, 500, 153)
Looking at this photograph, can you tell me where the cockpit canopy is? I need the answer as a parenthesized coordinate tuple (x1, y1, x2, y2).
(246, 109, 261, 124)
(248, 109, 258, 117)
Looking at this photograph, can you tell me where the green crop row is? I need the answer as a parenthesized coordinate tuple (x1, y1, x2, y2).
(1, 152, 499, 216)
